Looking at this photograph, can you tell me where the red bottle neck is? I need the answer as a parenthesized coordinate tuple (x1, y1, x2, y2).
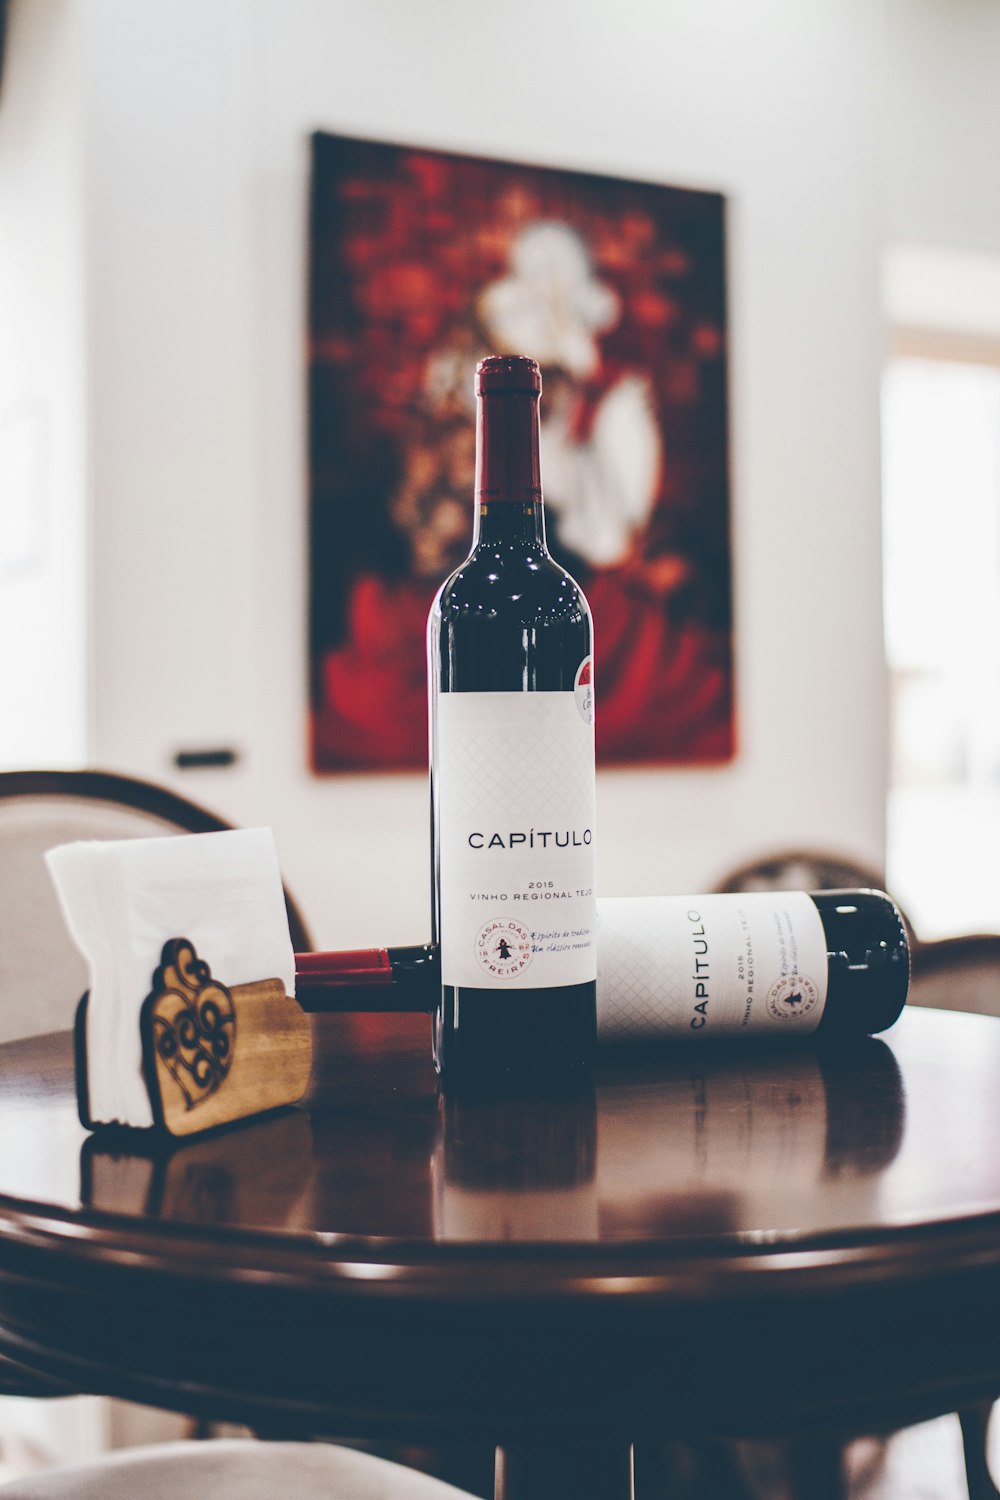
(295, 948, 393, 986)
(474, 388, 546, 548)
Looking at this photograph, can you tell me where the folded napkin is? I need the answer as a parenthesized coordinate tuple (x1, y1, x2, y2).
(46, 828, 296, 1129)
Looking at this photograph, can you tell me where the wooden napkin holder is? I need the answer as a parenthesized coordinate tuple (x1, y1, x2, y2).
(76, 937, 313, 1137)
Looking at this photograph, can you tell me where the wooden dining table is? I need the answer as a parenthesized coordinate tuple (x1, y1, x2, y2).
(1, 1005, 999, 1499)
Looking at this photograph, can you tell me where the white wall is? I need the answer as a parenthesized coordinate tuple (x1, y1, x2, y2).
(0, 0, 87, 768)
(884, 0, 1000, 257)
(81, 0, 888, 947)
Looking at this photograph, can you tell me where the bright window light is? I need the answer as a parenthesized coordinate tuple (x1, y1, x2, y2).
(882, 356, 1000, 938)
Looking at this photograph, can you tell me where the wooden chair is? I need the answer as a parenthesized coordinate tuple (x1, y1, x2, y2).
(0, 1439, 478, 1499)
(0, 772, 476, 1497)
(712, 847, 890, 903)
(907, 932, 1000, 1017)
(0, 768, 312, 1046)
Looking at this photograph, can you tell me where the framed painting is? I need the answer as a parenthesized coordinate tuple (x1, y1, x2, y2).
(308, 131, 733, 771)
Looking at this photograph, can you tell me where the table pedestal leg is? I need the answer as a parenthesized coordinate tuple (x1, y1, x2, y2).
(494, 1442, 634, 1500)
(784, 1435, 846, 1500)
(959, 1403, 1000, 1500)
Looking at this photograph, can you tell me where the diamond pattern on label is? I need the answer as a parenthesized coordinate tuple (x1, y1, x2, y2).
(439, 697, 595, 831)
(596, 893, 828, 1039)
(438, 692, 596, 990)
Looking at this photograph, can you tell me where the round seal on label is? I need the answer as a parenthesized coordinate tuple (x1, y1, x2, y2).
(574, 656, 594, 724)
(475, 919, 533, 979)
(766, 973, 820, 1020)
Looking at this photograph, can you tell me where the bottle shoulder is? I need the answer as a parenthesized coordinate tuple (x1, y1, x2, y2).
(432, 546, 590, 624)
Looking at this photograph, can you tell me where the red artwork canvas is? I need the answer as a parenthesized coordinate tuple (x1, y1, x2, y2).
(309, 132, 734, 771)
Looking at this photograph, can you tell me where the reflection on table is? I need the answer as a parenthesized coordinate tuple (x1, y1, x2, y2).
(74, 1032, 905, 1248)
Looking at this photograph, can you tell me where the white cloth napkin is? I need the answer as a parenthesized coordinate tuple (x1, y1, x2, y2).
(46, 827, 296, 1128)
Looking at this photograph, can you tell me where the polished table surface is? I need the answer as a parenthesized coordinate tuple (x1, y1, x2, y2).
(1, 1007, 1000, 1460)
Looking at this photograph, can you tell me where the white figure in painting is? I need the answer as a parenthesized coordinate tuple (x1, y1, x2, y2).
(479, 221, 662, 568)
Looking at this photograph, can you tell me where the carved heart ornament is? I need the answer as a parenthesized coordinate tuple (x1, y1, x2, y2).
(147, 939, 237, 1112)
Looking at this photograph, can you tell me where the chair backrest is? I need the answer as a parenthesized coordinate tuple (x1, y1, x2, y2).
(712, 848, 889, 899)
(907, 934, 1000, 1017)
(0, 770, 311, 1044)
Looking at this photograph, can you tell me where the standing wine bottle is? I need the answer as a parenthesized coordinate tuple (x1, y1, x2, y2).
(294, 890, 911, 1040)
(426, 355, 598, 1084)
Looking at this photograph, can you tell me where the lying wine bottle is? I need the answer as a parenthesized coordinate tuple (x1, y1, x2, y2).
(295, 889, 910, 1039)
(426, 354, 597, 1083)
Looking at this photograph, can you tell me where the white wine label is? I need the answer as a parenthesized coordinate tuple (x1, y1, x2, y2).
(437, 689, 597, 990)
(596, 891, 828, 1040)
